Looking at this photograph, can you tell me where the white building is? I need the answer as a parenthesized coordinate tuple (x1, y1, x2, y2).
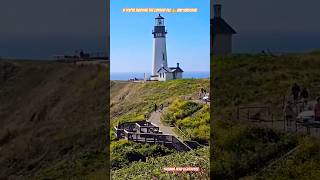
(157, 63, 183, 81)
(212, 4, 236, 55)
(151, 14, 183, 81)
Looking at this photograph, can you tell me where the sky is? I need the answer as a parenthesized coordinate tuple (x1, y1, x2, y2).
(0, 0, 107, 59)
(111, 0, 210, 73)
(215, 0, 320, 53)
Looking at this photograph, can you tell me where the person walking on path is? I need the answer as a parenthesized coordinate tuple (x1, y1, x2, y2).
(301, 87, 309, 110)
(314, 98, 320, 121)
(154, 104, 157, 112)
(160, 104, 163, 111)
(292, 83, 301, 103)
(284, 101, 295, 126)
(199, 88, 204, 99)
(301, 88, 309, 99)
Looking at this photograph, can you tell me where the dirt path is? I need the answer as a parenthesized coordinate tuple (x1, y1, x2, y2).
(247, 98, 320, 136)
(148, 109, 176, 136)
(191, 99, 210, 105)
(148, 99, 209, 138)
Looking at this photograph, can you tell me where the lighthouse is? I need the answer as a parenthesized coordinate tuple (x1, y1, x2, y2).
(150, 14, 183, 81)
(152, 14, 168, 76)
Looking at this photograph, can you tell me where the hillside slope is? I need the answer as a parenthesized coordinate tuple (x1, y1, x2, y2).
(112, 147, 209, 179)
(111, 79, 209, 124)
(0, 60, 108, 179)
(212, 53, 320, 179)
(213, 53, 320, 121)
(110, 79, 210, 179)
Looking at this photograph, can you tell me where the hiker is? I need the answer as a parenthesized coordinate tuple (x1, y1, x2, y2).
(199, 88, 204, 99)
(314, 98, 320, 121)
(301, 88, 309, 109)
(301, 88, 309, 99)
(160, 104, 163, 111)
(291, 83, 301, 103)
(284, 101, 295, 126)
(154, 104, 157, 112)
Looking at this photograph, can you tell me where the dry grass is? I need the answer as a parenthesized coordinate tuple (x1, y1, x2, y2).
(0, 60, 108, 179)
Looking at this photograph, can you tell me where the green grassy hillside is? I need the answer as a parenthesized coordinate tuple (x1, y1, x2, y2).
(111, 79, 209, 125)
(111, 79, 210, 179)
(0, 60, 108, 179)
(213, 53, 320, 119)
(112, 147, 209, 179)
(162, 98, 210, 142)
(212, 53, 320, 179)
(262, 137, 320, 179)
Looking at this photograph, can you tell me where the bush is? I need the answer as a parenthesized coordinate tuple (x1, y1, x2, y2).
(161, 99, 210, 142)
(211, 120, 298, 179)
(111, 140, 174, 170)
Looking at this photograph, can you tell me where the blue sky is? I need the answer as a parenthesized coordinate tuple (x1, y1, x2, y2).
(0, 0, 106, 59)
(217, 0, 320, 53)
(111, 0, 210, 73)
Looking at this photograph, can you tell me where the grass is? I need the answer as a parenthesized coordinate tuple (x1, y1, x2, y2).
(261, 137, 320, 179)
(111, 147, 209, 179)
(161, 98, 210, 143)
(34, 150, 108, 179)
(0, 60, 108, 179)
(212, 53, 320, 179)
(110, 79, 210, 179)
(111, 79, 209, 126)
(110, 140, 175, 170)
(213, 53, 320, 120)
(212, 119, 298, 179)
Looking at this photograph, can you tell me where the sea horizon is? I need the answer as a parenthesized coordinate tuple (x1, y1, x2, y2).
(111, 71, 210, 80)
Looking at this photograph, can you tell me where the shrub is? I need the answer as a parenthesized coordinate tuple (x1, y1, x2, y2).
(111, 140, 174, 170)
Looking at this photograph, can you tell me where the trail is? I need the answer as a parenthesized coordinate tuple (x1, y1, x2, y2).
(148, 108, 176, 136)
(148, 97, 210, 139)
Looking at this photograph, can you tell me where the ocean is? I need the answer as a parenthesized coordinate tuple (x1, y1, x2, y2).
(111, 72, 210, 80)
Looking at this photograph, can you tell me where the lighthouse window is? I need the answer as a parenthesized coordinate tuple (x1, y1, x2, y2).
(156, 19, 164, 26)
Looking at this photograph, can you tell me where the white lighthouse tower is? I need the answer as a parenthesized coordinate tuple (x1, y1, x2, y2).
(152, 14, 168, 76)
(150, 14, 183, 81)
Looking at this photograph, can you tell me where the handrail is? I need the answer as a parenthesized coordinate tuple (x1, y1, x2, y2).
(253, 145, 301, 177)
(173, 123, 189, 141)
